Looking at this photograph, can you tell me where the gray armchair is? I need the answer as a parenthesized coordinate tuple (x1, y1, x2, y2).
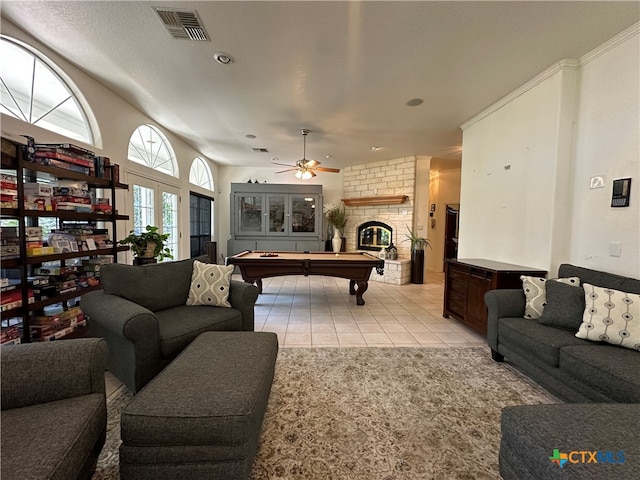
(1, 338, 108, 480)
(80, 256, 259, 393)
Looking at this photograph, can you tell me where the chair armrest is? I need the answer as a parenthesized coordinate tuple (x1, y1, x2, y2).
(81, 291, 160, 343)
(485, 289, 526, 351)
(1, 338, 107, 410)
(228, 280, 259, 331)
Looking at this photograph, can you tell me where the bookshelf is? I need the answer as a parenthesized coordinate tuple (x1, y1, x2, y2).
(1, 135, 129, 343)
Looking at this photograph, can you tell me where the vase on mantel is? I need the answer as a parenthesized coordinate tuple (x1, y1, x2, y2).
(332, 228, 342, 253)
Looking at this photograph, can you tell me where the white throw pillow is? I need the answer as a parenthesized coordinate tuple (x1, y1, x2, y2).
(521, 276, 580, 319)
(186, 261, 234, 308)
(576, 283, 640, 351)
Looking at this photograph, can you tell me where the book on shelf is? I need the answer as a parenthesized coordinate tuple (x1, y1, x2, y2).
(35, 151, 94, 168)
(35, 142, 95, 157)
(32, 157, 92, 175)
(23, 183, 53, 196)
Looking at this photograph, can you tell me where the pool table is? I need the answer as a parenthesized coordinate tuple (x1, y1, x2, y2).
(227, 250, 384, 305)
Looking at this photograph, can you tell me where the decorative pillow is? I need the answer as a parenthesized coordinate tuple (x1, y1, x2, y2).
(537, 280, 585, 331)
(521, 276, 580, 319)
(576, 283, 640, 351)
(186, 261, 234, 307)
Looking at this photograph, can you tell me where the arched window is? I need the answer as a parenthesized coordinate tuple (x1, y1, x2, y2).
(189, 157, 214, 190)
(0, 36, 94, 144)
(128, 124, 178, 177)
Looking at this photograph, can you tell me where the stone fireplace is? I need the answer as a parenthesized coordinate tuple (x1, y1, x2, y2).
(340, 157, 417, 284)
(342, 157, 416, 260)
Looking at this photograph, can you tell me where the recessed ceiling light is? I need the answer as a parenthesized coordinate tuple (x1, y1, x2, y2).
(371, 146, 381, 151)
(213, 52, 234, 65)
(325, 155, 332, 159)
(245, 134, 256, 139)
(406, 98, 424, 107)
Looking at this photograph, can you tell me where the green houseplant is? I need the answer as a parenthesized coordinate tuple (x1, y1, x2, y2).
(403, 225, 431, 251)
(403, 225, 431, 284)
(119, 225, 173, 264)
(324, 202, 347, 252)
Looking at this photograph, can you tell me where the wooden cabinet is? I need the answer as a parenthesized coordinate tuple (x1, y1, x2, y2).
(1, 136, 129, 343)
(443, 258, 546, 335)
(228, 183, 324, 256)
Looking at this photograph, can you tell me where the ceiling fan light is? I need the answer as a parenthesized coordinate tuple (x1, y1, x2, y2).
(296, 170, 313, 180)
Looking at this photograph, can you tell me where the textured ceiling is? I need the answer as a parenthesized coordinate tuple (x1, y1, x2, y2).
(2, 1, 638, 170)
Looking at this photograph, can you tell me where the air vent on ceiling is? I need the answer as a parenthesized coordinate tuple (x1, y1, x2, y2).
(153, 7, 210, 41)
(252, 148, 269, 153)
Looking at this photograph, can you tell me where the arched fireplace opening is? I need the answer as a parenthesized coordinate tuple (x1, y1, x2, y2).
(357, 221, 393, 251)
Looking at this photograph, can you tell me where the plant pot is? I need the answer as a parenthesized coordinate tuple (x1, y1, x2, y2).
(332, 229, 342, 253)
(134, 257, 157, 265)
(143, 242, 157, 258)
(411, 249, 424, 284)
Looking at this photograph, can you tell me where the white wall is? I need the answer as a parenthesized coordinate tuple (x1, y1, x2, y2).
(459, 23, 639, 277)
(569, 28, 640, 275)
(459, 67, 571, 270)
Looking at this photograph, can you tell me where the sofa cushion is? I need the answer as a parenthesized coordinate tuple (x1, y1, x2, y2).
(521, 275, 580, 320)
(575, 283, 640, 351)
(499, 317, 590, 367)
(560, 345, 640, 402)
(558, 264, 640, 294)
(101, 257, 201, 311)
(156, 305, 243, 359)
(1, 393, 106, 480)
(537, 280, 585, 331)
(186, 261, 233, 307)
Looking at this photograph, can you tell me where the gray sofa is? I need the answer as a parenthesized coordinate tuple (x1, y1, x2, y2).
(486, 264, 640, 479)
(1, 338, 108, 480)
(80, 256, 259, 393)
(486, 263, 640, 403)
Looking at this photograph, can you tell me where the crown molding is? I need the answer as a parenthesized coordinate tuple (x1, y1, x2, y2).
(460, 60, 579, 130)
(579, 21, 639, 66)
(461, 21, 639, 131)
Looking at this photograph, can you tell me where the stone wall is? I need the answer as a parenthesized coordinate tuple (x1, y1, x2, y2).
(342, 156, 416, 259)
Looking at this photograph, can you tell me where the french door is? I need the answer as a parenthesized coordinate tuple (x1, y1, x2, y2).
(128, 174, 180, 261)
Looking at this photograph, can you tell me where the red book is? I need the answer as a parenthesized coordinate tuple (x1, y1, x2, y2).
(35, 151, 94, 168)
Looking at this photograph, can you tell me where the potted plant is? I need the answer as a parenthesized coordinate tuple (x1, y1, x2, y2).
(324, 202, 347, 252)
(119, 225, 173, 264)
(403, 225, 431, 284)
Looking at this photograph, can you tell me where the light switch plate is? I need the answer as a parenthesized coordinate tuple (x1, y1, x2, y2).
(590, 176, 605, 189)
(609, 241, 622, 257)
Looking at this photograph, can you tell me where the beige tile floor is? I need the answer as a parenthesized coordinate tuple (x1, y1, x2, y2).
(106, 272, 486, 396)
(253, 272, 485, 348)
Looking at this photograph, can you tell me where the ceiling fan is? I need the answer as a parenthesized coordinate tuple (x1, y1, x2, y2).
(272, 129, 341, 179)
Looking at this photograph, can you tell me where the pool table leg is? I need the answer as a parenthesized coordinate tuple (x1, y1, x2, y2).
(349, 280, 368, 305)
(246, 278, 263, 294)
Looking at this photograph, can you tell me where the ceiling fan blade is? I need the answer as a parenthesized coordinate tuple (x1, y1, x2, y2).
(302, 159, 320, 168)
(271, 162, 296, 167)
(275, 168, 297, 173)
(315, 166, 341, 173)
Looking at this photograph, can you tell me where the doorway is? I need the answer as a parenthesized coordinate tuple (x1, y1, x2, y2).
(444, 204, 459, 261)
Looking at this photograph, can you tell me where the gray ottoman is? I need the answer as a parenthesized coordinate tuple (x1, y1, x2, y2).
(119, 331, 279, 480)
(500, 404, 639, 480)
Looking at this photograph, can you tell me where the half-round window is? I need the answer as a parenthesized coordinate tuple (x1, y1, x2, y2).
(0, 36, 94, 144)
(189, 157, 214, 190)
(128, 124, 178, 176)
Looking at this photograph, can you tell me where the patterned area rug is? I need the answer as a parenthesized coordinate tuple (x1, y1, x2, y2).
(93, 346, 559, 480)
